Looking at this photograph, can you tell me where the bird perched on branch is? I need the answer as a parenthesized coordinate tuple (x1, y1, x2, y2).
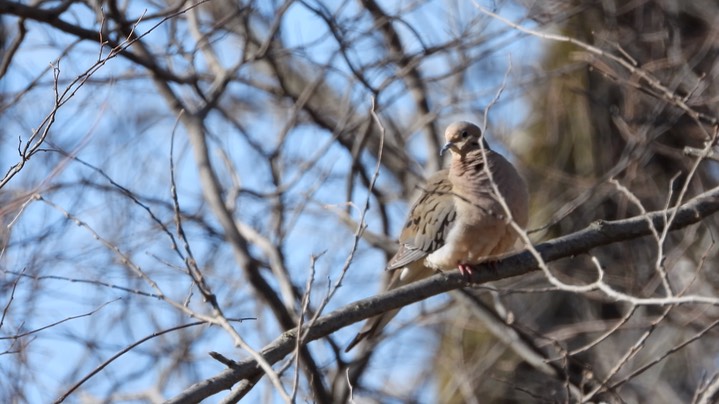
(345, 121, 529, 352)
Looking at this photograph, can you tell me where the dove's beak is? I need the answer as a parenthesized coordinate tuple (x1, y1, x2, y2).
(440, 141, 455, 156)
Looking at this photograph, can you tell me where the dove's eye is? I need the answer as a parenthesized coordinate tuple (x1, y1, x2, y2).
(461, 131, 469, 138)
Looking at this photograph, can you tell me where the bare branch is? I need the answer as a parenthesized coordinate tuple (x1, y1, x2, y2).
(167, 186, 719, 402)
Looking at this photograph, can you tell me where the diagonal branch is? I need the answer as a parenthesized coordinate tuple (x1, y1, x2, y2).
(167, 184, 719, 403)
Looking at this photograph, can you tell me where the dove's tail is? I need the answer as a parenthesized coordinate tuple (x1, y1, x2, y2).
(345, 263, 434, 352)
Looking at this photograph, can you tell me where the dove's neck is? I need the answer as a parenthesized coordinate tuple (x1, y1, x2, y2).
(450, 150, 494, 194)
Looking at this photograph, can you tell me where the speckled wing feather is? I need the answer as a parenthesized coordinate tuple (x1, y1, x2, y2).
(344, 170, 455, 353)
(386, 169, 456, 271)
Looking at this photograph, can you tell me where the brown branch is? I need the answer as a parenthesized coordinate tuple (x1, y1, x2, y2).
(360, 0, 441, 172)
(0, 18, 26, 79)
(0, 1, 199, 85)
(166, 185, 719, 403)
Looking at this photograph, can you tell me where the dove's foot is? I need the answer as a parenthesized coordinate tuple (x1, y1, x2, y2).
(457, 263, 475, 281)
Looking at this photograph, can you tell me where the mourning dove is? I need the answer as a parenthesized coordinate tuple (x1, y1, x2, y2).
(345, 121, 529, 352)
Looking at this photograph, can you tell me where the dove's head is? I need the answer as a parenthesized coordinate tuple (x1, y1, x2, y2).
(440, 121, 488, 157)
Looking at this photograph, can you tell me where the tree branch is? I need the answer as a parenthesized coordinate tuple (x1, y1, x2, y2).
(167, 185, 719, 403)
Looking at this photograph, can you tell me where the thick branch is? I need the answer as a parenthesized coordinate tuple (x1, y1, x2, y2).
(167, 186, 719, 403)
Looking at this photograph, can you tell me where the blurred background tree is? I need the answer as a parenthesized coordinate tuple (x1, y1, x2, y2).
(438, 1, 719, 402)
(1, 0, 718, 403)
